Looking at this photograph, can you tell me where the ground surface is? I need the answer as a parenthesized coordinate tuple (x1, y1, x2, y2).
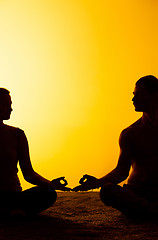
(0, 192, 158, 239)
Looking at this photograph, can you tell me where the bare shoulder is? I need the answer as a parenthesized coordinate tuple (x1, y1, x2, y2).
(4, 124, 24, 135)
(121, 118, 142, 136)
(119, 118, 142, 147)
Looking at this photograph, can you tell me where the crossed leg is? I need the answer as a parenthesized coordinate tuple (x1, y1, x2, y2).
(100, 183, 157, 218)
(0, 186, 57, 217)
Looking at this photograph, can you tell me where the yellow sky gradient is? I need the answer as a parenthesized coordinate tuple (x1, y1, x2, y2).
(0, 0, 157, 189)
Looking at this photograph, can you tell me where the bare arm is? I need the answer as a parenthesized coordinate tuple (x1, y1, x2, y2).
(18, 130, 51, 186)
(18, 130, 70, 190)
(73, 129, 133, 191)
(99, 129, 133, 185)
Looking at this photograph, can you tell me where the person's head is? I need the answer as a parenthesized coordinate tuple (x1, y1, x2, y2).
(0, 88, 12, 120)
(132, 75, 158, 112)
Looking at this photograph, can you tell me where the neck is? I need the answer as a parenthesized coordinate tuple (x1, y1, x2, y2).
(142, 108, 158, 126)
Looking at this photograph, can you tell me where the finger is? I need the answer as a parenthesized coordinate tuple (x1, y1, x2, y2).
(72, 185, 81, 192)
(63, 187, 71, 191)
(83, 174, 89, 178)
(55, 177, 68, 186)
(61, 179, 68, 186)
(61, 177, 68, 186)
(73, 184, 89, 192)
(60, 177, 68, 186)
(79, 176, 87, 184)
(79, 177, 84, 184)
(79, 184, 89, 191)
(56, 177, 65, 181)
(83, 174, 92, 180)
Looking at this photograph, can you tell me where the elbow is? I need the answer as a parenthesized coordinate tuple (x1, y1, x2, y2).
(115, 167, 129, 182)
(121, 173, 129, 182)
(121, 170, 129, 181)
(23, 170, 36, 183)
(23, 175, 32, 183)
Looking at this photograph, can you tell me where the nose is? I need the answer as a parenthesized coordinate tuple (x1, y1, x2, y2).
(9, 108, 13, 113)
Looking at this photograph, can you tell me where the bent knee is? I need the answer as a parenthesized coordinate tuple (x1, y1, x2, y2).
(32, 186, 57, 206)
(44, 187, 57, 205)
(100, 183, 114, 199)
(100, 183, 121, 205)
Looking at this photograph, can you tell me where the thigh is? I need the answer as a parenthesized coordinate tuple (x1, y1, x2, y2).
(100, 183, 134, 204)
(100, 183, 148, 217)
(17, 186, 57, 214)
(0, 191, 21, 216)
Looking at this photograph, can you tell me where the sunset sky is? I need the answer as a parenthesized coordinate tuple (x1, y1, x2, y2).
(0, 0, 157, 189)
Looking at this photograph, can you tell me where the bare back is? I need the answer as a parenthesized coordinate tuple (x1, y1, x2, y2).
(0, 124, 22, 191)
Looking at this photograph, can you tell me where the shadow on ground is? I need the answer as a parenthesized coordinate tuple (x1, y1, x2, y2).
(0, 214, 101, 240)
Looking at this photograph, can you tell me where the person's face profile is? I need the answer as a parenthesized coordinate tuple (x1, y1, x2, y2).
(0, 94, 12, 120)
(132, 84, 152, 112)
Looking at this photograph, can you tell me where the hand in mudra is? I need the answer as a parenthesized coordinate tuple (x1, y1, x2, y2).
(50, 177, 71, 191)
(72, 174, 100, 192)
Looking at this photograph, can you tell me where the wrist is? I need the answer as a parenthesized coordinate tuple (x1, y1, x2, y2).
(94, 178, 101, 188)
(97, 178, 104, 188)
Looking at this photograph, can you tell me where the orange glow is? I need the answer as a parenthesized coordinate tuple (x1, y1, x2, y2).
(0, 0, 157, 189)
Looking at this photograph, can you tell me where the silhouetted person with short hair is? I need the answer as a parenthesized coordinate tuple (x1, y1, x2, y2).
(0, 88, 70, 217)
(73, 75, 158, 218)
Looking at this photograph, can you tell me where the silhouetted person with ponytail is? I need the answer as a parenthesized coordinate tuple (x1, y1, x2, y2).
(0, 88, 70, 217)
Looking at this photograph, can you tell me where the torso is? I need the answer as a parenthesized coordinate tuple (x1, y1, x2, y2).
(0, 124, 22, 191)
(125, 118, 158, 187)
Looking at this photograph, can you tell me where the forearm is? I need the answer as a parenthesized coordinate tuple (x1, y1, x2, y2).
(24, 171, 51, 187)
(98, 167, 128, 186)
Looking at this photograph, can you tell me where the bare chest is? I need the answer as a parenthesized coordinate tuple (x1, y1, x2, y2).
(133, 129, 158, 162)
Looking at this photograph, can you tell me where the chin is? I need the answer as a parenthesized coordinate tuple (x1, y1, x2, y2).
(134, 107, 143, 112)
(135, 108, 141, 112)
(3, 115, 11, 120)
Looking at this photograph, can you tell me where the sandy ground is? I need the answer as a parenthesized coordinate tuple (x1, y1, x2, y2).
(0, 192, 158, 240)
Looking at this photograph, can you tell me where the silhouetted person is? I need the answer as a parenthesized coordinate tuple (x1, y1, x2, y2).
(73, 75, 158, 218)
(0, 88, 70, 217)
